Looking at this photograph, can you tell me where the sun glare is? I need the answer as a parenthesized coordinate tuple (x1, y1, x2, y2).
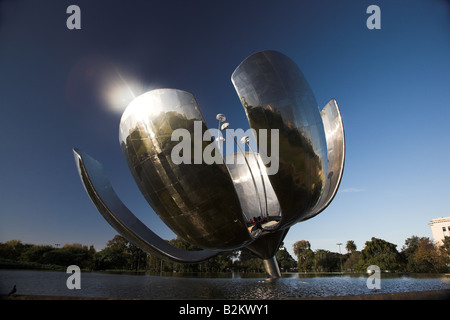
(103, 78, 142, 115)
(102, 67, 159, 115)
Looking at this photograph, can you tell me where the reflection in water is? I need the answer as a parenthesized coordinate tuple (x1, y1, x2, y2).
(1, 270, 449, 299)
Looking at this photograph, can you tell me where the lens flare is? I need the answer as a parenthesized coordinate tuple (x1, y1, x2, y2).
(103, 71, 142, 115)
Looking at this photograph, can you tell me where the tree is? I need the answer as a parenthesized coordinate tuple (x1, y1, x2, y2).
(402, 236, 423, 272)
(0, 240, 30, 260)
(343, 251, 361, 272)
(232, 249, 264, 273)
(127, 242, 147, 271)
(168, 237, 206, 272)
(346, 241, 357, 254)
(93, 235, 130, 270)
(102, 235, 148, 270)
(42, 245, 91, 269)
(357, 237, 402, 271)
(313, 249, 341, 272)
(401, 236, 449, 273)
(202, 251, 234, 273)
(314, 249, 329, 272)
(439, 236, 450, 268)
(441, 236, 450, 250)
(293, 240, 314, 272)
(105, 235, 129, 252)
(276, 246, 297, 272)
(93, 248, 128, 270)
(20, 245, 54, 264)
(414, 237, 446, 273)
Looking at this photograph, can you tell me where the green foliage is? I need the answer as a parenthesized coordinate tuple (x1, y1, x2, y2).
(92, 248, 127, 270)
(343, 251, 361, 272)
(276, 246, 297, 271)
(290, 236, 449, 274)
(20, 245, 54, 264)
(144, 238, 295, 274)
(440, 237, 450, 268)
(1, 234, 448, 274)
(346, 240, 357, 254)
(293, 240, 314, 271)
(233, 249, 264, 273)
(314, 249, 341, 272)
(0, 240, 31, 260)
(402, 236, 448, 273)
(357, 237, 402, 271)
(0, 240, 95, 270)
(92, 235, 146, 271)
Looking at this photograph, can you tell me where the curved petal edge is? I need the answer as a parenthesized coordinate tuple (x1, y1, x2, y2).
(303, 98, 345, 220)
(73, 148, 219, 263)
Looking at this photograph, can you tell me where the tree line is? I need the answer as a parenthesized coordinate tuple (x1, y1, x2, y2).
(0, 236, 296, 273)
(1, 235, 448, 274)
(293, 236, 450, 273)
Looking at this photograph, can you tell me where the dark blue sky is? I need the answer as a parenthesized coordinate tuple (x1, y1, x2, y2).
(1, 0, 449, 256)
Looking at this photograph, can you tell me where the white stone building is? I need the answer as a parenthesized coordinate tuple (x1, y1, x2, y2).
(428, 217, 450, 246)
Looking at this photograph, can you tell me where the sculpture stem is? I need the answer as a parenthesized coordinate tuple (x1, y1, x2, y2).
(263, 256, 281, 278)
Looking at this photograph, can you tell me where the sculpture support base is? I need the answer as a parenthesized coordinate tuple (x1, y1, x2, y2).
(263, 257, 281, 278)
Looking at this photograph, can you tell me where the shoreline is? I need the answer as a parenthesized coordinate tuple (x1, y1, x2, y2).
(2, 289, 450, 300)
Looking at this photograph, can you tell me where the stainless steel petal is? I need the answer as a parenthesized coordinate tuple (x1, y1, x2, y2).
(225, 152, 280, 225)
(119, 88, 252, 250)
(231, 50, 328, 230)
(303, 98, 345, 220)
(73, 148, 218, 263)
(245, 228, 289, 260)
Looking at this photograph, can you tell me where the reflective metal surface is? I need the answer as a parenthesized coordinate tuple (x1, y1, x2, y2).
(225, 152, 280, 225)
(305, 98, 345, 220)
(119, 89, 252, 250)
(262, 256, 282, 278)
(246, 228, 289, 260)
(73, 148, 218, 263)
(232, 50, 328, 230)
(74, 50, 345, 278)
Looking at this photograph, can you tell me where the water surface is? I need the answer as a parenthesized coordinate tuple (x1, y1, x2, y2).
(1, 270, 449, 299)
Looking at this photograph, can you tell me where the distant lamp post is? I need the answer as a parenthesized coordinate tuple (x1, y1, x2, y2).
(337, 243, 343, 273)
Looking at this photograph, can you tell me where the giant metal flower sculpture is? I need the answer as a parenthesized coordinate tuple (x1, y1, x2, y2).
(73, 50, 345, 277)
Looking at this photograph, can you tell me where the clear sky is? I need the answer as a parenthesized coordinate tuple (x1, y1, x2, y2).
(0, 0, 449, 260)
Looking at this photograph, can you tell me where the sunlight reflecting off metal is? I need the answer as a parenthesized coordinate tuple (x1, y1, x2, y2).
(224, 124, 264, 220)
(103, 67, 151, 115)
(74, 50, 345, 279)
(114, 67, 136, 100)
